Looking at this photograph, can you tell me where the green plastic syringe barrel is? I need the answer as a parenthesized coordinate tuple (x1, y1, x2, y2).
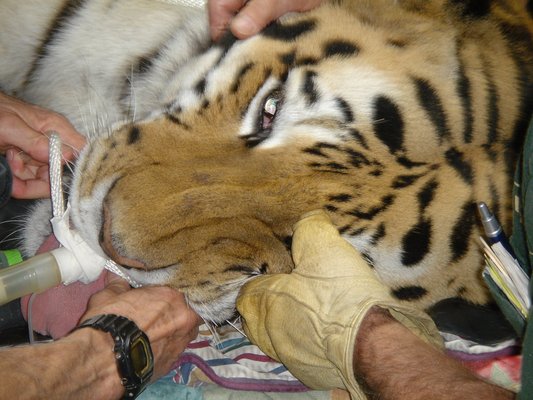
(0, 252, 62, 306)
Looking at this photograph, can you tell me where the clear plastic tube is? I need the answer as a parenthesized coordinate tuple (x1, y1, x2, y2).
(0, 251, 63, 306)
(0, 242, 139, 306)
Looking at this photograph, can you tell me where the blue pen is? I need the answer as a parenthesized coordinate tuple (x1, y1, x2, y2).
(477, 202, 516, 258)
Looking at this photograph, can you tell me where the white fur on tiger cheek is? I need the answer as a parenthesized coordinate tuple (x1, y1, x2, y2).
(191, 288, 240, 323)
(70, 172, 119, 259)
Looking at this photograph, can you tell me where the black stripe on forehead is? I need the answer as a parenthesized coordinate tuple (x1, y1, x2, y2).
(24, 0, 87, 86)
(335, 97, 354, 123)
(417, 179, 438, 211)
(412, 77, 451, 143)
(323, 40, 360, 58)
(302, 70, 319, 105)
(231, 62, 254, 93)
(449, 201, 476, 262)
(484, 61, 500, 144)
(449, 0, 491, 19)
(279, 51, 296, 66)
(498, 21, 533, 157)
(401, 218, 432, 266)
(261, 19, 317, 41)
(456, 61, 474, 144)
(445, 147, 473, 184)
(373, 96, 404, 154)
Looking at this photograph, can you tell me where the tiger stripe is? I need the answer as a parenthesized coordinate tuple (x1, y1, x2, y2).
(23, 0, 87, 88)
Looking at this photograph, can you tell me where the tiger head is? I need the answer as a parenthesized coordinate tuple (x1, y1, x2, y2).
(69, 2, 530, 322)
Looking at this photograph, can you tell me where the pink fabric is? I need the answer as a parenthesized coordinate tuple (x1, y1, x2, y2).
(465, 354, 522, 391)
(20, 234, 106, 339)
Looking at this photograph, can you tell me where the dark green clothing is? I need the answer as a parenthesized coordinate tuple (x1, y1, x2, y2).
(510, 118, 533, 400)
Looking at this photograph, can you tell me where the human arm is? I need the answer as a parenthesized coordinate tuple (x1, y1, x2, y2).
(237, 210, 513, 399)
(0, 91, 85, 199)
(208, 0, 325, 40)
(0, 325, 126, 400)
(0, 274, 201, 400)
(354, 307, 514, 400)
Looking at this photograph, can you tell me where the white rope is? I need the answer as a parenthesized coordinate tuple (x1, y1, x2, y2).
(48, 133, 65, 219)
(47, 133, 142, 288)
(104, 259, 142, 288)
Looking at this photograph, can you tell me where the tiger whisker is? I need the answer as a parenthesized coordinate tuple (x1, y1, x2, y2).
(225, 318, 246, 338)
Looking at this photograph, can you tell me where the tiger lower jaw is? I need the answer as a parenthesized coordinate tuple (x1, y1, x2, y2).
(191, 290, 241, 325)
(125, 266, 240, 323)
(125, 264, 176, 286)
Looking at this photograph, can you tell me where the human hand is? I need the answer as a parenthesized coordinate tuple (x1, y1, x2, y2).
(20, 235, 107, 339)
(0, 92, 85, 199)
(237, 210, 442, 397)
(208, 0, 325, 40)
(81, 273, 202, 380)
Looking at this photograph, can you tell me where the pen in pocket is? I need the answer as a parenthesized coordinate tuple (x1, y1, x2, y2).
(477, 201, 516, 258)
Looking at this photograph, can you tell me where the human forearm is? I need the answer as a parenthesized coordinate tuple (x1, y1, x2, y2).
(354, 308, 515, 400)
(3, 274, 200, 400)
(0, 329, 123, 400)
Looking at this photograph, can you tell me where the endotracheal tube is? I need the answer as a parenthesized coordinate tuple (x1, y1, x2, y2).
(0, 132, 139, 306)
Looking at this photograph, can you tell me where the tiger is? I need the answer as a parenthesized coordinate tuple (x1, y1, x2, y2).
(0, 0, 531, 325)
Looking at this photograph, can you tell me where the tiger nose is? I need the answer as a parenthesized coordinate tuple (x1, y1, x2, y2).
(99, 201, 146, 269)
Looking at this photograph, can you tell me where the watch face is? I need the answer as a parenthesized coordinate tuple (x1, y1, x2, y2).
(131, 336, 152, 377)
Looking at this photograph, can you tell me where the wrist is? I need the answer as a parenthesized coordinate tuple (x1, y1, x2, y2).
(322, 302, 394, 397)
(66, 329, 125, 399)
(73, 313, 155, 398)
(352, 307, 397, 391)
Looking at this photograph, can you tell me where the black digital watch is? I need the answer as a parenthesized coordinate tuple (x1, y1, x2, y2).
(74, 314, 154, 399)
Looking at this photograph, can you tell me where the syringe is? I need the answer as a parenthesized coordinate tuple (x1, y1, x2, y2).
(0, 247, 76, 306)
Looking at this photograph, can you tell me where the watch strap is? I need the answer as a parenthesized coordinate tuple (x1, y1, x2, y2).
(75, 314, 154, 399)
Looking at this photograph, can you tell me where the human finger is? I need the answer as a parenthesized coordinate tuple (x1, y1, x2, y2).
(101, 272, 132, 296)
(0, 94, 85, 161)
(230, 0, 323, 38)
(209, 0, 246, 41)
(84, 274, 132, 313)
(7, 149, 46, 180)
(80, 281, 201, 378)
(11, 177, 51, 199)
(7, 149, 51, 198)
(0, 111, 50, 161)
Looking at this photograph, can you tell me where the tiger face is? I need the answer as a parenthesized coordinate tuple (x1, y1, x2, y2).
(7, 0, 532, 323)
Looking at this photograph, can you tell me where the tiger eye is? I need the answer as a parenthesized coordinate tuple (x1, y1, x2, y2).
(264, 97, 279, 116)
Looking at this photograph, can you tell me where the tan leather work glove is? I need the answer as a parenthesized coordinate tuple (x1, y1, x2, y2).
(237, 210, 442, 400)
